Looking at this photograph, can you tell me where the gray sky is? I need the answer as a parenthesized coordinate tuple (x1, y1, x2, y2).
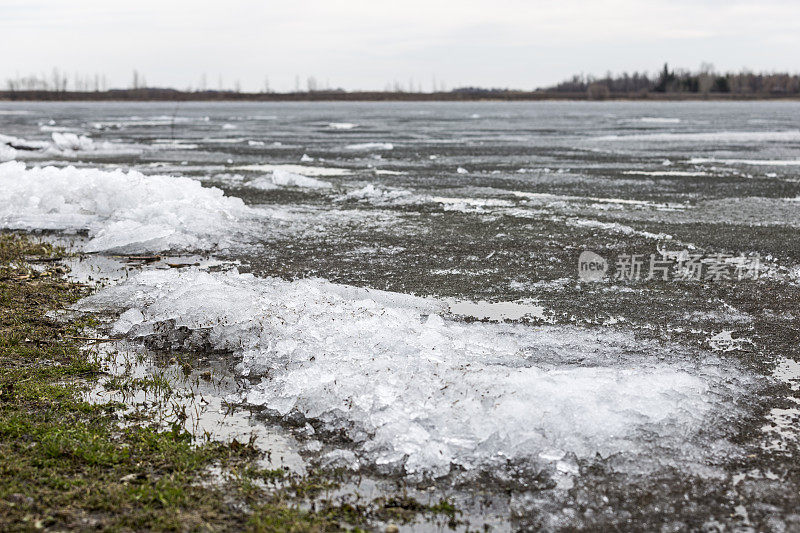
(2, 0, 799, 92)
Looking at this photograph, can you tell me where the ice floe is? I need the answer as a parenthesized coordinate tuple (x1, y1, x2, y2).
(342, 184, 411, 203)
(345, 142, 394, 151)
(247, 168, 332, 190)
(637, 117, 681, 123)
(51, 132, 95, 151)
(1, 131, 143, 157)
(0, 133, 50, 151)
(595, 130, 800, 142)
(510, 191, 687, 210)
(233, 163, 351, 176)
(0, 144, 16, 162)
(622, 170, 709, 177)
(328, 122, 358, 130)
(567, 218, 672, 240)
(79, 268, 761, 480)
(688, 158, 800, 166)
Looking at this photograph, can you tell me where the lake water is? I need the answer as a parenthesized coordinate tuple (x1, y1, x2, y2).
(2, 101, 800, 530)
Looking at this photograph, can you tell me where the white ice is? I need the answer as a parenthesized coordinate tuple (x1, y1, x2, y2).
(622, 170, 709, 177)
(233, 163, 351, 176)
(0, 133, 50, 151)
(328, 122, 358, 130)
(343, 184, 412, 203)
(2, 131, 143, 157)
(248, 169, 332, 189)
(345, 142, 394, 151)
(0, 144, 16, 162)
(595, 130, 800, 142)
(430, 196, 513, 212)
(79, 268, 758, 480)
(51, 132, 95, 151)
(637, 117, 681, 123)
(689, 158, 800, 166)
(567, 218, 672, 240)
(0, 162, 251, 253)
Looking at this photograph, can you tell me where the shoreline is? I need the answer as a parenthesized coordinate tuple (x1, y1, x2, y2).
(0, 232, 462, 531)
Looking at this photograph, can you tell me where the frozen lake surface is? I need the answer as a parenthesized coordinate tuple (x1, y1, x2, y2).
(2, 101, 800, 530)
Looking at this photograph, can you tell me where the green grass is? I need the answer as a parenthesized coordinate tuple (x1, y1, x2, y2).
(0, 232, 462, 531)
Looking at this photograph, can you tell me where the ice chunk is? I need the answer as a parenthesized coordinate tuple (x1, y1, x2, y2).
(80, 268, 760, 480)
(51, 132, 94, 151)
(248, 169, 333, 189)
(233, 163, 350, 176)
(0, 144, 16, 162)
(328, 122, 358, 130)
(0, 161, 251, 253)
(343, 184, 412, 204)
(344, 142, 394, 151)
(322, 449, 360, 470)
(567, 218, 672, 240)
(348, 184, 380, 198)
(1, 131, 143, 157)
(112, 308, 145, 335)
(622, 170, 708, 177)
(638, 117, 681, 123)
(430, 196, 513, 213)
(689, 157, 800, 166)
(595, 130, 800, 142)
(245, 176, 279, 191)
(0, 133, 50, 151)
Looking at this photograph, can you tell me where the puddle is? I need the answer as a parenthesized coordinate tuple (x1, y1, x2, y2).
(83, 341, 307, 472)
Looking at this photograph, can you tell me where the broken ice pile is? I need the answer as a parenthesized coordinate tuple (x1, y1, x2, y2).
(0, 162, 252, 253)
(79, 268, 761, 480)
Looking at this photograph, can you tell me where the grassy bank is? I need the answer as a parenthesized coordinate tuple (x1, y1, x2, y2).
(0, 233, 458, 532)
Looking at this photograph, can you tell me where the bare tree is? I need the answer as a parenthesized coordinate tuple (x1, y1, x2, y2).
(306, 76, 318, 92)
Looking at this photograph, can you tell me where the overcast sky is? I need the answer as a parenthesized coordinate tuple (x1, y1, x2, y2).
(2, 0, 799, 92)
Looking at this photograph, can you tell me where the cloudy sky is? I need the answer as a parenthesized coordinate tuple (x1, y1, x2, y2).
(2, 0, 798, 92)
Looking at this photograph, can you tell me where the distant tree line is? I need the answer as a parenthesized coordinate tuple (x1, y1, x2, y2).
(4, 68, 108, 93)
(543, 63, 800, 98)
(3, 63, 800, 101)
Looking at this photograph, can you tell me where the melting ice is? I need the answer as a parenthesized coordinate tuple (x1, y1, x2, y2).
(79, 268, 758, 480)
(0, 162, 251, 253)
